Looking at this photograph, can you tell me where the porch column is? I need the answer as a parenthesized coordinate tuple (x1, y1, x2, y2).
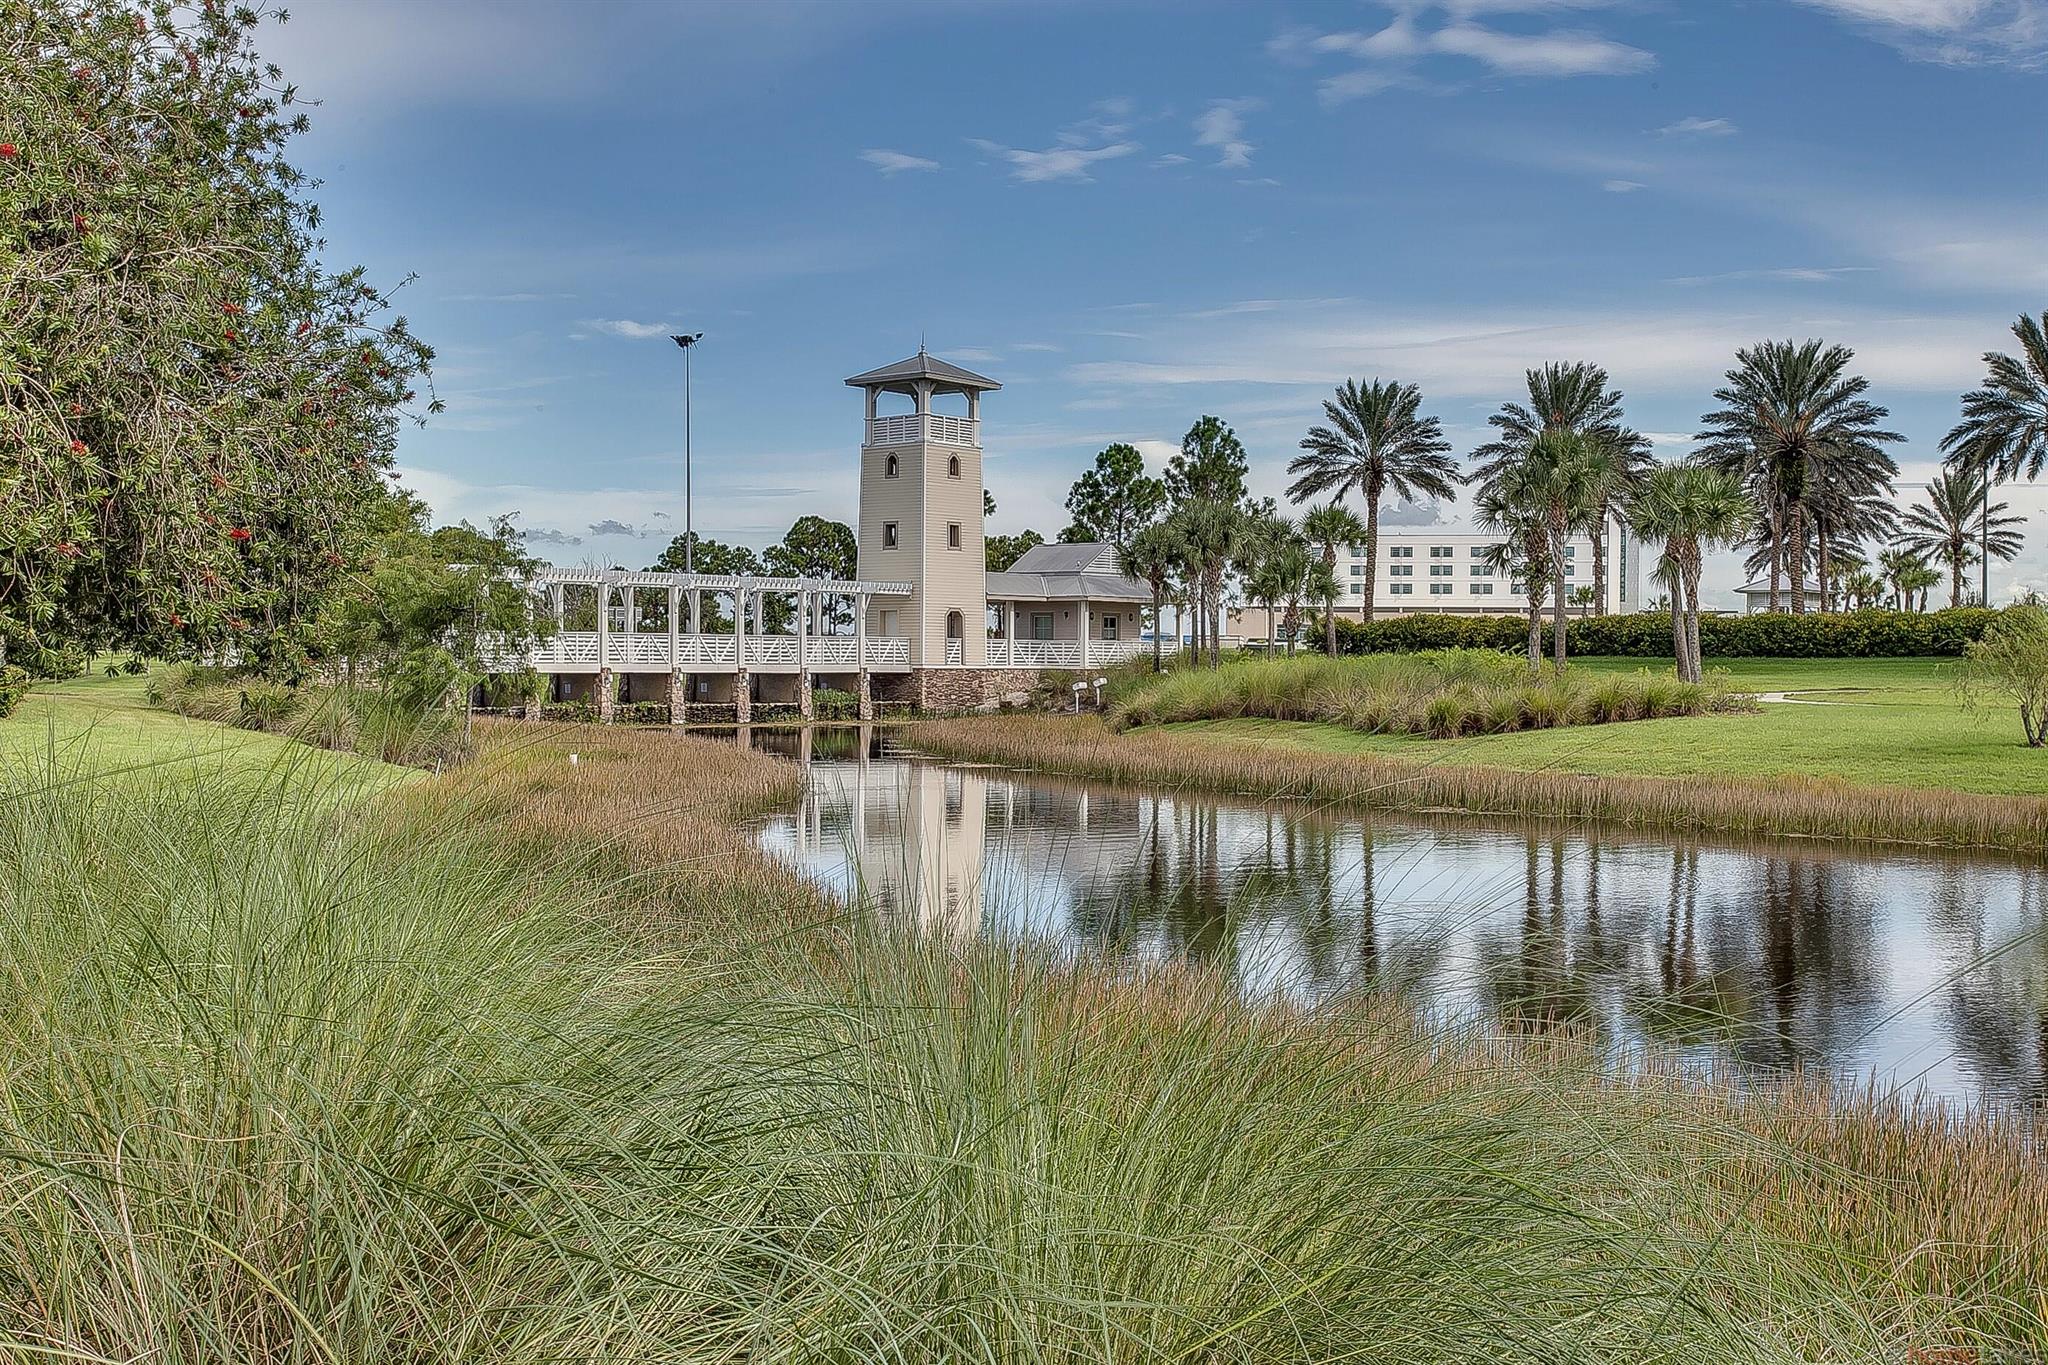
(1079, 597, 1091, 670)
(667, 585, 680, 673)
(596, 582, 610, 671)
(856, 592, 868, 671)
(733, 586, 745, 672)
(688, 588, 701, 634)
(797, 587, 812, 719)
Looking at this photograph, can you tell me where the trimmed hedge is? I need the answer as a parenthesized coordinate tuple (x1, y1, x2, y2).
(1328, 608, 2002, 659)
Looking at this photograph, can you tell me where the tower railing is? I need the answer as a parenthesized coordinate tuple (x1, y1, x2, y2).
(866, 413, 979, 448)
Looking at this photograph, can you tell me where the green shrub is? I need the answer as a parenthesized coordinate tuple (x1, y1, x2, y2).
(813, 687, 860, 720)
(0, 666, 28, 720)
(614, 701, 671, 726)
(1331, 607, 2003, 659)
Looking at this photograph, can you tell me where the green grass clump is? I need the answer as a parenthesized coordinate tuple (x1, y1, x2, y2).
(1111, 651, 1751, 739)
(144, 663, 469, 768)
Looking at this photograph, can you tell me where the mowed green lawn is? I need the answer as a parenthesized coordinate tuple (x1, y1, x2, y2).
(0, 668, 411, 797)
(1171, 656, 2048, 796)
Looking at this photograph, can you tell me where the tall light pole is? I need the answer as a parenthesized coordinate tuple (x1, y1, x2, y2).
(671, 332, 704, 572)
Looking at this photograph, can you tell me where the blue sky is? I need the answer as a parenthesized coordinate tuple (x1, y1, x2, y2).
(263, 0, 2048, 604)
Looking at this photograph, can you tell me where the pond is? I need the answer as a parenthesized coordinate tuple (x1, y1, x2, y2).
(747, 725, 2048, 1111)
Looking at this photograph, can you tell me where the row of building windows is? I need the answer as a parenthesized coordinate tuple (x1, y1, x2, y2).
(881, 521, 967, 550)
(1365, 543, 1577, 560)
(1382, 564, 1574, 579)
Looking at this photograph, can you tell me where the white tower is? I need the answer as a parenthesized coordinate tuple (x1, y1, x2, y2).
(846, 350, 1000, 668)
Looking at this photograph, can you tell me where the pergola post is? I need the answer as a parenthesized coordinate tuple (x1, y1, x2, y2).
(1078, 597, 1090, 671)
(797, 586, 813, 720)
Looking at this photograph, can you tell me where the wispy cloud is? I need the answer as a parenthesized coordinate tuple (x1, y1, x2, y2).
(1668, 265, 1876, 285)
(1603, 178, 1645, 192)
(1279, 9, 1654, 104)
(1796, 0, 2048, 66)
(968, 137, 1139, 183)
(1656, 115, 1738, 136)
(581, 318, 675, 340)
(1193, 99, 1259, 169)
(860, 148, 939, 175)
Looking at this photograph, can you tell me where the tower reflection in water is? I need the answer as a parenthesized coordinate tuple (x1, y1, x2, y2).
(753, 732, 2048, 1110)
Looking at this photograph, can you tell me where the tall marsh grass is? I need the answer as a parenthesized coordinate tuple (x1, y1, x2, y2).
(915, 712, 2048, 855)
(0, 724, 2038, 1358)
(146, 661, 470, 767)
(1111, 650, 1753, 737)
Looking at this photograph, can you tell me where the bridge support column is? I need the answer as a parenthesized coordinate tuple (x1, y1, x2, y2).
(668, 668, 688, 725)
(798, 672, 815, 721)
(596, 666, 616, 723)
(857, 669, 873, 721)
(733, 668, 751, 724)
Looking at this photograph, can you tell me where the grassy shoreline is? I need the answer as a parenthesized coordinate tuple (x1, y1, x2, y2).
(4, 702, 2047, 1356)
(906, 711, 2048, 856)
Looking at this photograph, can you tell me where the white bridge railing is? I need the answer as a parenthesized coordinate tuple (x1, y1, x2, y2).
(527, 632, 915, 672)
(866, 413, 979, 447)
(986, 638, 1148, 669)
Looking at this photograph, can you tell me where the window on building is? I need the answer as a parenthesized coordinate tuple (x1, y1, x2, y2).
(1473, 582, 1494, 596)
(1351, 585, 1366, 596)
(1389, 545, 1413, 558)
(1350, 565, 1364, 576)
(884, 454, 898, 478)
(1471, 544, 1492, 556)
(947, 455, 960, 478)
(1565, 544, 1576, 558)
(1102, 614, 1118, 640)
(1470, 565, 1490, 576)
(1030, 612, 1054, 640)
(947, 522, 961, 550)
(945, 610, 963, 640)
(1430, 564, 1452, 576)
(1390, 582, 1414, 595)
(883, 522, 898, 548)
(1346, 543, 1364, 557)
(1390, 564, 1412, 576)
(1429, 582, 1453, 595)
(1430, 545, 1453, 558)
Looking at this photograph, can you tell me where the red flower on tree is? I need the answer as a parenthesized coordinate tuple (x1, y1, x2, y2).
(296, 320, 311, 337)
(67, 402, 82, 416)
(169, 613, 186, 628)
(223, 302, 242, 315)
(0, 144, 17, 158)
(69, 439, 87, 455)
(55, 541, 80, 558)
(227, 527, 253, 541)
(72, 213, 87, 233)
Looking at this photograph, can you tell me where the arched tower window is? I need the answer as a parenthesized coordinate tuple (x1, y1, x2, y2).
(885, 454, 899, 478)
(947, 455, 960, 478)
(946, 610, 964, 639)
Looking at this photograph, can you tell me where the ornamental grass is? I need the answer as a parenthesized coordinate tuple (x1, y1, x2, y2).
(1109, 651, 1753, 738)
(0, 723, 2040, 1360)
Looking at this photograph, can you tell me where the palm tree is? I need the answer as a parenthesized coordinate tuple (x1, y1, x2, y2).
(1288, 379, 1457, 625)
(1840, 568, 1887, 610)
(1897, 468, 2026, 608)
(1299, 502, 1366, 656)
(1120, 523, 1184, 673)
(1900, 560, 1941, 612)
(1474, 480, 1553, 668)
(1943, 311, 2048, 606)
(1628, 464, 1750, 682)
(1696, 340, 1902, 615)
(1507, 430, 1604, 664)
(1472, 361, 1652, 615)
(1876, 548, 1921, 611)
(1173, 498, 1245, 668)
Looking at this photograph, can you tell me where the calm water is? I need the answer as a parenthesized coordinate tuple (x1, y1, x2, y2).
(747, 726, 2048, 1110)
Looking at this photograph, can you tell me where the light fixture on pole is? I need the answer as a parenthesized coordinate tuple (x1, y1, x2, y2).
(670, 332, 704, 572)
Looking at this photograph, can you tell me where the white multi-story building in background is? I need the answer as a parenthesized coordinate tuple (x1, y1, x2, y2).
(1230, 519, 1640, 639)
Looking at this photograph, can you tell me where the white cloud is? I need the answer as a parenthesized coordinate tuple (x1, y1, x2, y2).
(968, 137, 1140, 183)
(581, 318, 676, 340)
(1667, 265, 1877, 285)
(1602, 178, 1645, 192)
(1657, 115, 1738, 136)
(1152, 153, 1192, 167)
(1193, 99, 1259, 169)
(1285, 11, 1654, 104)
(860, 148, 939, 175)
(1797, 0, 2048, 65)
(1061, 298, 2009, 399)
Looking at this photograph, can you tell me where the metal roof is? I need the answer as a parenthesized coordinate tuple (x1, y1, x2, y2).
(844, 351, 1002, 392)
(985, 570, 1153, 603)
(1007, 542, 1114, 574)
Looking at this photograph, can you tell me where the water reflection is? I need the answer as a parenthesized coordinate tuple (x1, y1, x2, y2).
(749, 727, 2048, 1109)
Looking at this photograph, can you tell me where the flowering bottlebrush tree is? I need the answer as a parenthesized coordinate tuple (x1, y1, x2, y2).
(0, 0, 435, 681)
